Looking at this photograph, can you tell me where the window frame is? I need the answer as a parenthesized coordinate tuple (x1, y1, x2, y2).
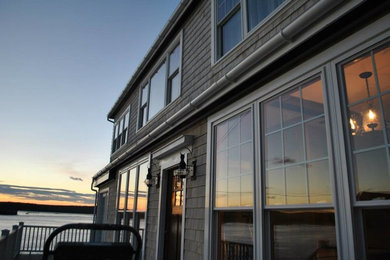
(137, 32, 183, 130)
(112, 107, 130, 154)
(205, 15, 390, 260)
(115, 156, 150, 254)
(212, 0, 290, 62)
(206, 69, 339, 260)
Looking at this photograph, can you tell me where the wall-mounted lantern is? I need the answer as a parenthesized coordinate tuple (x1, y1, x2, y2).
(173, 154, 196, 179)
(144, 167, 153, 188)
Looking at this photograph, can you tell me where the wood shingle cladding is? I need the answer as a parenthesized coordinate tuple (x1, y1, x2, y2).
(92, 0, 390, 259)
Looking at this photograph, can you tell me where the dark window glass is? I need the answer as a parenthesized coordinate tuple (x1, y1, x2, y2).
(220, 9, 242, 57)
(247, 0, 286, 31)
(218, 211, 253, 260)
(354, 148, 390, 200)
(217, 0, 240, 22)
(363, 209, 390, 259)
(270, 210, 338, 260)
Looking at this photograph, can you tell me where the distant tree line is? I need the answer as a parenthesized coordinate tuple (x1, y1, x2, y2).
(0, 202, 94, 215)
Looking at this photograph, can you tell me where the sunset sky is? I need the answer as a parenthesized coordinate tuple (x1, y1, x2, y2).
(0, 0, 180, 206)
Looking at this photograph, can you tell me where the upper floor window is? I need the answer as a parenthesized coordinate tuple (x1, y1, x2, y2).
(138, 42, 182, 129)
(112, 109, 130, 153)
(216, 0, 287, 59)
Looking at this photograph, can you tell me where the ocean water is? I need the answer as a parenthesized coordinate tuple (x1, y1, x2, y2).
(0, 211, 93, 231)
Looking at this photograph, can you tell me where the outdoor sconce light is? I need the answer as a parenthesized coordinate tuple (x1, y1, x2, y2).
(144, 167, 153, 188)
(173, 154, 196, 179)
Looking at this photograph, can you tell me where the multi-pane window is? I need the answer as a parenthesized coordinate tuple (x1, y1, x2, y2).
(262, 79, 337, 259)
(167, 45, 181, 104)
(341, 43, 390, 259)
(139, 85, 148, 128)
(138, 42, 181, 128)
(116, 161, 149, 239)
(112, 109, 130, 153)
(149, 62, 167, 120)
(216, 0, 286, 59)
(214, 110, 254, 259)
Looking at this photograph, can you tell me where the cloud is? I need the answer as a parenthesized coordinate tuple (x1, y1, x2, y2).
(70, 177, 83, 182)
(0, 184, 94, 205)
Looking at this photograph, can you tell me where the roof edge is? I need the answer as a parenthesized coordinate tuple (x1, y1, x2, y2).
(107, 0, 195, 119)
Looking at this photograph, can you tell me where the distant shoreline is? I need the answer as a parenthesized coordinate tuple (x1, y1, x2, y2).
(0, 202, 94, 215)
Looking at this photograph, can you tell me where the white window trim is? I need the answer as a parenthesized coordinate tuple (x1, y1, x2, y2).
(205, 15, 390, 260)
(136, 31, 183, 131)
(211, 0, 291, 64)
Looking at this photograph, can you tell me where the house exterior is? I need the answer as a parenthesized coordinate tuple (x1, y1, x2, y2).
(92, 0, 390, 259)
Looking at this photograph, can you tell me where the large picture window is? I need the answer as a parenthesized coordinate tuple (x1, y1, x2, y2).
(138, 42, 181, 128)
(213, 110, 254, 259)
(262, 78, 338, 259)
(215, 0, 287, 59)
(340, 43, 390, 259)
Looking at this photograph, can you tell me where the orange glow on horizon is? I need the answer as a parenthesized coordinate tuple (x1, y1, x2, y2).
(0, 194, 94, 207)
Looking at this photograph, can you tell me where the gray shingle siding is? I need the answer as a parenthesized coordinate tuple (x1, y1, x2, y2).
(99, 0, 331, 259)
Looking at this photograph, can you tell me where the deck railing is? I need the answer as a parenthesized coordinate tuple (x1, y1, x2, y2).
(0, 223, 23, 260)
(1, 222, 144, 258)
(221, 240, 254, 260)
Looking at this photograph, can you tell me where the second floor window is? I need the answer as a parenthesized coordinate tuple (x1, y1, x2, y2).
(138, 42, 181, 129)
(112, 109, 130, 153)
(216, 0, 287, 59)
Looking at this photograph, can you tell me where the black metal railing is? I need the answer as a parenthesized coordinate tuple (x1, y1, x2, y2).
(221, 240, 253, 260)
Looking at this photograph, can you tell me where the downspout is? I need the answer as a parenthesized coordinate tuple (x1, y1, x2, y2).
(94, 0, 345, 178)
(91, 178, 98, 224)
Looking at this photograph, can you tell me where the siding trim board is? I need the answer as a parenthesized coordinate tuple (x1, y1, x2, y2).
(94, 0, 362, 180)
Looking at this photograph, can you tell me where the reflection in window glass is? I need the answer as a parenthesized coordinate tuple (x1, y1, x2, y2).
(215, 110, 253, 208)
(263, 79, 332, 205)
(264, 97, 281, 133)
(221, 10, 242, 57)
(354, 149, 390, 200)
(118, 172, 128, 210)
(137, 163, 148, 212)
(349, 99, 384, 150)
(149, 62, 166, 119)
(127, 168, 137, 211)
(270, 210, 338, 260)
(217, 0, 240, 22)
(169, 45, 180, 75)
(286, 165, 306, 205)
(342, 45, 390, 201)
(308, 160, 331, 203)
(169, 74, 180, 102)
(283, 125, 304, 164)
(218, 211, 253, 260)
(247, 0, 286, 31)
(305, 118, 328, 160)
(266, 169, 284, 205)
(282, 89, 301, 127)
(302, 80, 324, 119)
(363, 209, 390, 259)
(344, 54, 377, 104)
